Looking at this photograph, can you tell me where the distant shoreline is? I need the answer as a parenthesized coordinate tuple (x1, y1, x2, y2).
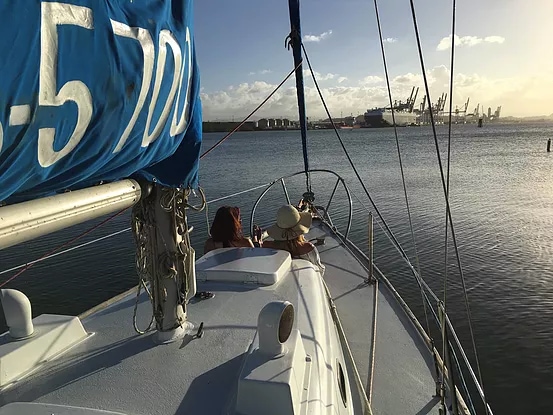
(202, 119, 553, 133)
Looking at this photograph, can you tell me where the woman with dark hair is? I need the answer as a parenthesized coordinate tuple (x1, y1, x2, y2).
(204, 206, 254, 254)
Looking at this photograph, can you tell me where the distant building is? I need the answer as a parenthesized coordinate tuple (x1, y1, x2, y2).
(268, 118, 276, 128)
(275, 119, 283, 127)
(283, 119, 290, 127)
(487, 107, 492, 119)
(344, 116, 355, 127)
(258, 118, 269, 129)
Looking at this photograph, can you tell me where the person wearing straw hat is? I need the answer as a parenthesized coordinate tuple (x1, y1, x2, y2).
(261, 204, 325, 275)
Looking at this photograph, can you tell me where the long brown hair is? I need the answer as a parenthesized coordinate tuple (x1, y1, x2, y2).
(210, 206, 243, 247)
(273, 235, 306, 258)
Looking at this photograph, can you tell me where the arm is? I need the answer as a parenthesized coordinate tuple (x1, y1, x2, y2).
(262, 240, 276, 249)
(204, 238, 214, 255)
(252, 225, 266, 247)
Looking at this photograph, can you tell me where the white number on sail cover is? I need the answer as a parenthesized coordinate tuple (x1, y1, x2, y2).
(111, 20, 154, 153)
(112, 24, 192, 151)
(142, 30, 182, 147)
(38, 2, 93, 167)
(170, 27, 192, 137)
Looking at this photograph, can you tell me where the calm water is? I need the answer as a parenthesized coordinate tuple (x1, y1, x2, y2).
(1, 123, 553, 414)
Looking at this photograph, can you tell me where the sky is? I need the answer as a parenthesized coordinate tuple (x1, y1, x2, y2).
(193, 0, 553, 120)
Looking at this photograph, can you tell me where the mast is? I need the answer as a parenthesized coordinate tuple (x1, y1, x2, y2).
(287, 0, 311, 193)
(131, 184, 197, 343)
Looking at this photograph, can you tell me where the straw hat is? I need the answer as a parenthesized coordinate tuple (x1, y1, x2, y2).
(266, 205, 312, 241)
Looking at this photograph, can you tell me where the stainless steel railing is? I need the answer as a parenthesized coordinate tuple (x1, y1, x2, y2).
(248, 168, 492, 415)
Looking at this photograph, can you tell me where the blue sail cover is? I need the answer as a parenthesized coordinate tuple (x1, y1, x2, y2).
(0, 0, 202, 202)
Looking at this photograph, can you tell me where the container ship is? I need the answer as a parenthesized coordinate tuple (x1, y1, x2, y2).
(364, 108, 417, 127)
(363, 87, 418, 127)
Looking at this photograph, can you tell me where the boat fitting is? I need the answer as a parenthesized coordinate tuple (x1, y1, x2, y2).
(0, 289, 34, 339)
(258, 301, 294, 356)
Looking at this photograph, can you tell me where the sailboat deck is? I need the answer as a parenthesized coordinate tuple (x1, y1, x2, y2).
(312, 223, 441, 414)
(1, 224, 439, 414)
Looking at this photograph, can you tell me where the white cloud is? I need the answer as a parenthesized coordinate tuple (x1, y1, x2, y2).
(249, 69, 272, 76)
(392, 73, 421, 85)
(303, 70, 337, 81)
(359, 75, 384, 85)
(303, 30, 333, 43)
(383, 37, 398, 43)
(484, 36, 505, 44)
(200, 67, 553, 120)
(338, 76, 348, 84)
(437, 35, 506, 51)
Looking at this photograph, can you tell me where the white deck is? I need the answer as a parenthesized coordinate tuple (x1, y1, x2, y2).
(312, 223, 441, 414)
(0, 224, 440, 414)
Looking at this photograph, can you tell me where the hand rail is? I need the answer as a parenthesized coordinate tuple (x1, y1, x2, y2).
(249, 169, 353, 240)
(0, 170, 490, 414)
(246, 168, 488, 413)
(247, 169, 487, 412)
(330, 221, 491, 415)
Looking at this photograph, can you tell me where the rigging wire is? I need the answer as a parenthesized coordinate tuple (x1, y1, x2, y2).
(330, 196, 477, 413)
(352, 191, 440, 302)
(0, 228, 130, 277)
(0, 207, 129, 289)
(371, 0, 431, 339)
(300, 42, 435, 318)
(199, 60, 303, 160)
(442, 0, 457, 409)
(1, 60, 299, 288)
(0, 183, 272, 285)
(407, 0, 488, 410)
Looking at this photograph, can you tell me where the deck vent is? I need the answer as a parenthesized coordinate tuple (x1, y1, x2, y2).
(0, 289, 33, 339)
(258, 301, 294, 357)
(0, 289, 89, 388)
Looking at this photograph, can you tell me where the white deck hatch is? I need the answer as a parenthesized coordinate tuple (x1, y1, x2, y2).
(196, 248, 291, 285)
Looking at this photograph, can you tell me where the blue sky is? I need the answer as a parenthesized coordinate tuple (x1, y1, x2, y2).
(193, 0, 552, 120)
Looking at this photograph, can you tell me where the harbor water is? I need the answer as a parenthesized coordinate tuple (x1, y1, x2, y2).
(1, 123, 553, 414)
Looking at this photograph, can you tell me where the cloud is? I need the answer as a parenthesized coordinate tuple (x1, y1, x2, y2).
(383, 37, 398, 43)
(437, 35, 506, 51)
(359, 75, 384, 85)
(338, 76, 348, 83)
(303, 70, 337, 81)
(249, 69, 272, 76)
(303, 30, 333, 43)
(200, 67, 553, 120)
(484, 36, 505, 44)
